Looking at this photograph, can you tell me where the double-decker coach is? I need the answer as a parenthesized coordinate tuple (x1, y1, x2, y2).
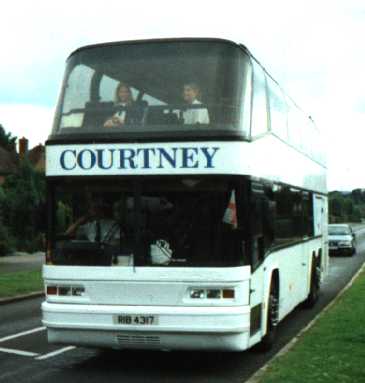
(42, 38, 328, 351)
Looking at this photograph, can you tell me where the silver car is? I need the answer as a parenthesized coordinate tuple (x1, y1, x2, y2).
(328, 224, 356, 256)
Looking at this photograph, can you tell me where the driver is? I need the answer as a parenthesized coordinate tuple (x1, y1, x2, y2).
(65, 199, 120, 243)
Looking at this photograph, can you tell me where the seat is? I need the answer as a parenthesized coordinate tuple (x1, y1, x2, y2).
(83, 102, 114, 129)
(145, 107, 179, 125)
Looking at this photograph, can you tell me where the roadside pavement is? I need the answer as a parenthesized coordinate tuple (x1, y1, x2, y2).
(0, 252, 44, 274)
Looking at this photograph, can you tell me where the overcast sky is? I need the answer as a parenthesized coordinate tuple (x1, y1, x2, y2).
(1, 0, 364, 190)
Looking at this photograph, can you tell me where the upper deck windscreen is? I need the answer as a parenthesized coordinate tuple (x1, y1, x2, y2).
(50, 40, 251, 141)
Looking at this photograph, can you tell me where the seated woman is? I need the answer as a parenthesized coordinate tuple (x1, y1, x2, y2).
(104, 82, 144, 127)
(182, 82, 210, 125)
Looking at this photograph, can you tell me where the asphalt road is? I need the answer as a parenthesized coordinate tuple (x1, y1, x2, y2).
(1, 229, 365, 383)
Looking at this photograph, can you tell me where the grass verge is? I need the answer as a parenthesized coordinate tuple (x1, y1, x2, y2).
(0, 270, 43, 298)
(258, 270, 365, 383)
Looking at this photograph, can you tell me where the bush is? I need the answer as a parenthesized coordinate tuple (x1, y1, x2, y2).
(16, 233, 45, 253)
(0, 223, 16, 256)
(0, 159, 45, 252)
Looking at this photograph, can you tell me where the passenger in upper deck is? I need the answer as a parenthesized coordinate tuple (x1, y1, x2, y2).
(182, 83, 210, 125)
(104, 82, 144, 127)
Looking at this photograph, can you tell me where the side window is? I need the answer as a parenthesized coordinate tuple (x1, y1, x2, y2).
(141, 93, 166, 106)
(62, 64, 94, 114)
(240, 60, 253, 138)
(267, 78, 288, 140)
(60, 64, 94, 129)
(287, 98, 304, 150)
(99, 75, 139, 103)
(99, 75, 119, 102)
(306, 120, 321, 163)
(251, 62, 268, 137)
(272, 185, 302, 244)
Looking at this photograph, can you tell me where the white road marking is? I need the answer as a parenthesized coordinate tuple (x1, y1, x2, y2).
(0, 326, 46, 343)
(35, 346, 76, 360)
(0, 346, 39, 357)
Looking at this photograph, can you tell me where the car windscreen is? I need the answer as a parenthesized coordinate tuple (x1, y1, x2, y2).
(328, 226, 351, 235)
(51, 41, 251, 140)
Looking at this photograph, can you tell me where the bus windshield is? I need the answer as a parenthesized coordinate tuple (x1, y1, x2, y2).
(50, 176, 248, 267)
(51, 40, 251, 140)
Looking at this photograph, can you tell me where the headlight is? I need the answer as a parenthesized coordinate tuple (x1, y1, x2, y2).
(190, 289, 206, 299)
(46, 284, 85, 297)
(189, 288, 235, 299)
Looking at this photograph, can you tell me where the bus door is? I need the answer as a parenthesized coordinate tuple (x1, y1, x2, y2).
(248, 182, 274, 338)
(313, 195, 328, 274)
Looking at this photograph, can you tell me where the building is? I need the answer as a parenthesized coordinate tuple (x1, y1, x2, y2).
(0, 137, 45, 185)
(28, 144, 45, 173)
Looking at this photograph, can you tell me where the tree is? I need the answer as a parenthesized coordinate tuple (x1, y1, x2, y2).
(344, 199, 354, 218)
(329, 197, 343, 219)
(0, 124, 17, 152)
(1, 159, 45, 251)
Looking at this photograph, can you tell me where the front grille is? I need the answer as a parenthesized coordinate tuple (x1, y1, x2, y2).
(329, 241, 338, 247)
(116, 334, 161, 347)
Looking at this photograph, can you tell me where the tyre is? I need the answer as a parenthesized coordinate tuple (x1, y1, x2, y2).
(257, 279, 279, 352)
(303, 258, 320, 309)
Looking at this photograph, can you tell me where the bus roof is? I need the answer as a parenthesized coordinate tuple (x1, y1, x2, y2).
(67, 37, 250, 60)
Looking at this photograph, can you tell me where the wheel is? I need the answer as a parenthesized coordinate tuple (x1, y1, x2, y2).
(303, 258, 320, 308)
(258, 279, 279, 352)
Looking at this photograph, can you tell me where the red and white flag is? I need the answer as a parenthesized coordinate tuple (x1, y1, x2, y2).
(222, 191, 238, 228)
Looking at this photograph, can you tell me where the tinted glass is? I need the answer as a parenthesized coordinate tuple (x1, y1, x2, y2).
(267, 77, 288, 140)
(50, 176, 248, 267)
(51, 41, 251, 140)
(260, 184, 315, 247)
(328, 226, 351, 235)
(251, 61, 268, 137)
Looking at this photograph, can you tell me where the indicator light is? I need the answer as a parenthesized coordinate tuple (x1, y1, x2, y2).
(222, 289, 235, 299)
(46, 285, 57, 295)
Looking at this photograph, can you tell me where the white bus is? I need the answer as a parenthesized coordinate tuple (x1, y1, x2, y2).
(42, 38, 328, 352)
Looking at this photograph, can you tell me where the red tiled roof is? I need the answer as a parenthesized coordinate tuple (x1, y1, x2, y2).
(28, 144, 45, 166)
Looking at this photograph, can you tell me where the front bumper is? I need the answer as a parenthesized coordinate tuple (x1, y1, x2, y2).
(42, 302, 251, 351)
(329, 247, 354, 256)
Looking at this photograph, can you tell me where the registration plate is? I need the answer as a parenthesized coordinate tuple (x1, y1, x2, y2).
(114, 315, 158, 325)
